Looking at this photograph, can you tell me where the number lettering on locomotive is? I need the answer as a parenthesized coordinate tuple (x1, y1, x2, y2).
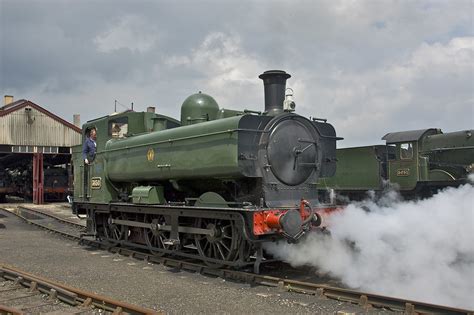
(90, 177, 102, 189)
(396, 169, 410, 176)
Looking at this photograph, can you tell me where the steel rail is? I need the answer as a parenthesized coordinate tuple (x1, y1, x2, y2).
(5, 207, 85, 241)
(0, 264, 160, 315)
(16, 205, 85, 228)
(2, 207, 473, 315)
(0, 305, 21, 315)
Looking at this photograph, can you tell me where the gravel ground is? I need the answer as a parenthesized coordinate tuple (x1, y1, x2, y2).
(0, 204, 397, 314)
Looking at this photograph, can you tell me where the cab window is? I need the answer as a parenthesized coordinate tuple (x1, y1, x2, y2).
(400, 143, 413, 159)
(387, 144, 396, 160)
(109, 117, 128, 138)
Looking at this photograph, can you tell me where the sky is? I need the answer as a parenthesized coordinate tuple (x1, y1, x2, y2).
(1, 0, 473, 147)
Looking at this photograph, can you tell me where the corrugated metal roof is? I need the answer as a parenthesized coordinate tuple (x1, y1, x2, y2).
(0, 100, 82, 133)
(0, 99, 82, 147)
(382, 128, 440, 143)
(0, 99, 26, 111)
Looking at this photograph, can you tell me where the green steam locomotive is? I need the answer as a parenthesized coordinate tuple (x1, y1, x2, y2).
(72, 70, 339, 271)
(318, 128, 473, 201)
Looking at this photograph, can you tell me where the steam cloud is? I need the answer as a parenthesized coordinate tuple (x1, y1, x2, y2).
(265, 181, 474, 309)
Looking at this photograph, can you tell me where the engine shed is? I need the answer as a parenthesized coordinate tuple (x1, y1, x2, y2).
(0, 95, 82, 204)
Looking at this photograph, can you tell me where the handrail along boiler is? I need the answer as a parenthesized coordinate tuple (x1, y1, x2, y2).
(72, 70, 340, 271)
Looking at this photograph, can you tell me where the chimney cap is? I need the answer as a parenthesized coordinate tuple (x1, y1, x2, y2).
(258, 70, 291, 81)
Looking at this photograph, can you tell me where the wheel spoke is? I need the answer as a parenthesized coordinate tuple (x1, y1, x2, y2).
(209, 243, 215, 257)
(219, 241, 231, 253)
(216, 243, 226, 260)
(202, 240, 210, 253)
(159, 236, 165, 248)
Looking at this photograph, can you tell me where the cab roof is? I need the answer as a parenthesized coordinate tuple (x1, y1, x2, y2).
(382, 128, 441, 143)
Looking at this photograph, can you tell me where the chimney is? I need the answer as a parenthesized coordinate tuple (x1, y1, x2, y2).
(73, 114, 81, 127)
(147, 106, 156, 113)
(4, 95, 13, 105)
(258, 70, 291, 116)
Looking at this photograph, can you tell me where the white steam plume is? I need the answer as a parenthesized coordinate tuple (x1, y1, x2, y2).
(265, 183, 474, 309)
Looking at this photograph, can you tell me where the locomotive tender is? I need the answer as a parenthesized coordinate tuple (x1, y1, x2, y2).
(318, 128, 473, 201)
(72, 70, 339, 271)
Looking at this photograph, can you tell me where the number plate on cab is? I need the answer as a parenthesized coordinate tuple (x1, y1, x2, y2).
(91, 177, 102, 189)
(396, 169, 410, 176)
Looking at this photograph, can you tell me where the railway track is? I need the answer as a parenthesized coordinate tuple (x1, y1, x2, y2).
(15, 206, 86, 236)
(0, 264, 159, 314)
(2, 206, 473, 315)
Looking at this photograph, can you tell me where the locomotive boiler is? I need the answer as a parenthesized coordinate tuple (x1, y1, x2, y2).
(72, 70, 339, 271)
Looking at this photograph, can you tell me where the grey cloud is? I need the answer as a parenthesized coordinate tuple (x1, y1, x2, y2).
(1, 0, 472, 146)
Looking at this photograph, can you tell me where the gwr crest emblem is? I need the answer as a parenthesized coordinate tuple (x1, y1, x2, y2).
(147, 148, 154, 162)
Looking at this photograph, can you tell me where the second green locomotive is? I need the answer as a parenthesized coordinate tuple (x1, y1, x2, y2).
(318, 128, 473, 201)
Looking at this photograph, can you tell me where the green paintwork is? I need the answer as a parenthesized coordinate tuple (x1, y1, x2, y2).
(387, 142, 419, 190)
(318, 146, 385, 190)
(319, 128, 473, 196)
(428, 169, 456, 181)
(216, 108, 244, 119)
(418, 156, 429, 181)
(89, 157, 116, 203)
(132, 186, 165, 204)
(71, 144, 85, 199)
(80, 111, 180, 156)
(72, 99, 253, 204)
(105, 115, 243, 182)
(194, 191, 229, 208)
(180, 92, 219, 126)
(73, 111, 181, 203)
(421, 130, 474, 179)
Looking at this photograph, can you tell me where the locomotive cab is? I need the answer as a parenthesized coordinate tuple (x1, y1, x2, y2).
(383, 128, 474, 195)
(72, 111, 181, 207)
